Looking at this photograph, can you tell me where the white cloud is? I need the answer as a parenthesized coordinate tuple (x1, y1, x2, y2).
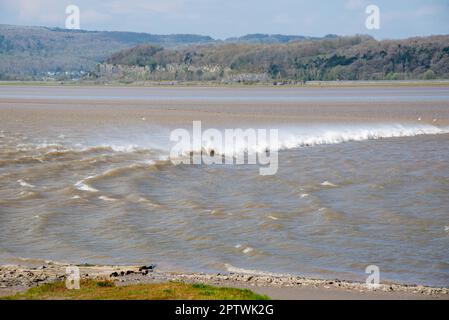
(0, 0, 447, 38)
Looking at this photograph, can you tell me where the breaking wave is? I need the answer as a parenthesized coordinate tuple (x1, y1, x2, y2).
(276, 123, 449, 150)
(173, 123, 449, 158)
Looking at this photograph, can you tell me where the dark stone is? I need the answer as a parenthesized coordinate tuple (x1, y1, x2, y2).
(139, 264, 157, 272)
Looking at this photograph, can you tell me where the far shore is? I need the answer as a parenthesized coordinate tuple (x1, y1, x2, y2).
(1, 79, 449, 88)
(1, 261, 448, 300)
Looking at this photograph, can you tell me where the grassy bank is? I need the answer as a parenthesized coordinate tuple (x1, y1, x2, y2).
(1, 279, 270, 300)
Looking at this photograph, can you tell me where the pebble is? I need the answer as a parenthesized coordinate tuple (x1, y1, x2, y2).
(1, 264, 448, 298)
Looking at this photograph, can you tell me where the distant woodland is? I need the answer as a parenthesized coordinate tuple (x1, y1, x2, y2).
(0, 24, 213, 80)
(1, 25, 448, 83)
(98, 35, 449, 83)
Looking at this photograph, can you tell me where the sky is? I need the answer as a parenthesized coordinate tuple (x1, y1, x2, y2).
(0, 0, 448, 39)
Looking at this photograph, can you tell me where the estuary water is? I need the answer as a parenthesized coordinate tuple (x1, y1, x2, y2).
(0, 85, 448, 287)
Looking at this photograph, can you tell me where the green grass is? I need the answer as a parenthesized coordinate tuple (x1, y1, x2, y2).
(1, 280, 270, 300)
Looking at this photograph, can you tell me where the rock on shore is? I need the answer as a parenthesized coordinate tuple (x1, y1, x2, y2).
(1, 262, 448, 299)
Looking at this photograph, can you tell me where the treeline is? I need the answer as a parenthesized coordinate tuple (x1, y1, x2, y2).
(1, 24, 448, 82)
(0, 24, 214, 80)
(0, 24, 337, 80)
(96, 35, 449, 83)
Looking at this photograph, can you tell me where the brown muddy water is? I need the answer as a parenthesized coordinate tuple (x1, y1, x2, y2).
(0, 86, 448, 287)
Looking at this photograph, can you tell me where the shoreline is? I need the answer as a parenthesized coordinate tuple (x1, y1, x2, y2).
(1, 261, 448, 300)
(1, 80, 449, 88)
(1, 85, 448, 300)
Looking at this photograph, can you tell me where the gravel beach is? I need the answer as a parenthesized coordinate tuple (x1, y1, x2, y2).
(1, 261, 448, 300)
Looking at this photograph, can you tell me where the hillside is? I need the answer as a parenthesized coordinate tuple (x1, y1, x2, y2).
(96, 35, 449, 83)
(0, 24, 214, 80)
(0, 25, 341, 80)
(1, 24, 448, 82)
(224, 33, 338, 44)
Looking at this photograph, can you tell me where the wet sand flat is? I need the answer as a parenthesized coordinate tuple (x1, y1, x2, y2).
(1, 85, 449, 127)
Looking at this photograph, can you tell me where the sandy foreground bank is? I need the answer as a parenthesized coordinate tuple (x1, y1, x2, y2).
(1, 262, 447, 300)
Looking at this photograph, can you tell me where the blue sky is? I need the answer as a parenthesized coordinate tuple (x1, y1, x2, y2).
(0, 0, 448, 39)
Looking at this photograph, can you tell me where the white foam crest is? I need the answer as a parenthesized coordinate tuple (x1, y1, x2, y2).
(17, 179, 35, 188)
(36, 143, 63, 150)
(107, 144, 140, 153)
(74, 176, 98, 193)
(321, 181, 337, 187)
(98, 195, 118, 202)
(73, 144, 142, 153)
(277, 123, 449, 150)
(21, 142, 154, 155)
(242, 247, 254, 254)
(173, 123, 449, 159)
(224, 264, 288, 277)
(80, 161, 158, 183)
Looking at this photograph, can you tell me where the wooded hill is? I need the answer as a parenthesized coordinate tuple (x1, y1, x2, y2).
(96, 35, 449, 83)
(1, 24, 448, 82)
(0, 24, 213, 80)
(0, 24, 336, 80)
